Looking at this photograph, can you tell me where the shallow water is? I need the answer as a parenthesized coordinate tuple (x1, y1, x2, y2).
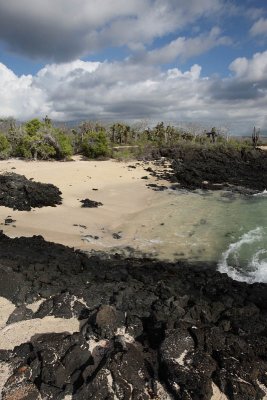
(1, 158, 265, 284)
(114, 189, 267, 283)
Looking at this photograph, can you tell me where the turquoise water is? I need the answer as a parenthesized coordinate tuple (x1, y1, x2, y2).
(217, 192, 267, 283)
(118, 189, 267, 283)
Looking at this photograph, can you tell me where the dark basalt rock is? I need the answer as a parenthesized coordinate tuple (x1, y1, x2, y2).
(112, 232, 122, 239)
(4, 217, 16, 225)
(80, 198, 103, 208)
(158, 146, 267, 192)
(146, 183, 168, 191)
(0, 232, 266, 399)
(7, 304, 33, 324)
(0, 173, 62, 211)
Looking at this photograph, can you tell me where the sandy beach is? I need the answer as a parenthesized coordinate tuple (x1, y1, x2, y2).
(1, 156, 264, 263)
(0, 156, 170, 253)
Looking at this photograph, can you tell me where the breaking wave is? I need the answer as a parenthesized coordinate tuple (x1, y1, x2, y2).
(218, 227, 267, 283)
(253, 189, 267, 197)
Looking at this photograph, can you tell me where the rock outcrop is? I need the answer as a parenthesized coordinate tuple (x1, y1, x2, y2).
(0, 233, 266, 399)
(80, 198, 103, 208)
(158, 145, 267, 192)
(0, 173, 62, 211)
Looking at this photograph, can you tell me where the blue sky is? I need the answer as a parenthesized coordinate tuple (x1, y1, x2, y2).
(0, 0, 267, 134)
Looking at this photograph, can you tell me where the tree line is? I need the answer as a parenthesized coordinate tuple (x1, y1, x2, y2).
(0, 117, 258, 161)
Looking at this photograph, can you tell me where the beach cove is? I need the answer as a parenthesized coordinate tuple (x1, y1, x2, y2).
(0, 156, 266, 283)
(0, 152, 266, 399)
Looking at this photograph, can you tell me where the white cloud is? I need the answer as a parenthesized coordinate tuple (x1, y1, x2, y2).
(229, 51, 267, 80)
(0, 0, 224, 61)
(250, 18, 267, 37)
(0, 51, 267, 134)
(132, 27, 231, 64)
(0, 63, 45, 117)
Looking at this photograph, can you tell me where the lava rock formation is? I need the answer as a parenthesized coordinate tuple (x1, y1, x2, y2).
(0, 233, 266, 399)
(0, 173, 62, 211)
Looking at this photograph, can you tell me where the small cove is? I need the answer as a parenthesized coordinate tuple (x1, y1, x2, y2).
(0, 158, 266, 283)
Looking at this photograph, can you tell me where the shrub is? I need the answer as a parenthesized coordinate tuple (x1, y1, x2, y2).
(82, 130, 109, 158)
(53, 131, 73, 159)
(112, 148, 135, 161)
(0, 133, 11, 159)
(24, 118, 43, 136)
(16, 134, 56, 160)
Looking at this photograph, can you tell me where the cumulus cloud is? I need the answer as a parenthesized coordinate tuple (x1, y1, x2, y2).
(0, 0, 223, 61)
(208, 51, 267, 130)
(132, 27, 231, 65)
(0, 63, 45, 117)
(250, 18, 267, 37)
(0, 60, 208, 121)
(229, 51, 267, 81)
(0, 51, 267, 133)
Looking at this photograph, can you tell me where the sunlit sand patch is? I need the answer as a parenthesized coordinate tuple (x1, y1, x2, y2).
(0, 297, 16, 329)
(0, 316, 80, 350)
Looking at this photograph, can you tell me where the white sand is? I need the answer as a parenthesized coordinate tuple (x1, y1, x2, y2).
(0, 297, 16, 329)
(211, 383, 229, 400)
(26, 298, 45, 313)
(0, 157, 168, 252)
(0, 316, 80, 350)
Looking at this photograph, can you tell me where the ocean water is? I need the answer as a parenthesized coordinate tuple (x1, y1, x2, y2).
(117, 189, 267, 284)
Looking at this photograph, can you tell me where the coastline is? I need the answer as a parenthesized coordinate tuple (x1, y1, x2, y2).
(0, 154, 266, 399)
(2, 156, 265, 265)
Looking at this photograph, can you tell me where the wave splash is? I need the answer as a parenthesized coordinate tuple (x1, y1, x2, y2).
(218, 227, 267, 283)
(253, 189, 267, 197)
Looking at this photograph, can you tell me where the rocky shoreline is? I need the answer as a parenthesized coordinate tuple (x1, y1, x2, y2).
(0, 150, 266, 399)
(156, 146, 267, 193)
(0, 233, 266, 399)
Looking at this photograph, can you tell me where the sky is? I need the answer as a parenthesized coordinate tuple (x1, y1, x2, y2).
(0, 0, 267, 134)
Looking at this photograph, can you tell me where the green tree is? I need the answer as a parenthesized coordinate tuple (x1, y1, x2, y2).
(0, 133, 11, 159)
(16, 133, 56, 160)
(53, 131, 73, 159)
(20, 120, 74, 160)
(25, 118, 43, 136)
(82, 130, 109, 158)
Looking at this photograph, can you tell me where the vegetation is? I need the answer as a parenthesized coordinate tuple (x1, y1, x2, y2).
(16, 133, 56, 160)
(53, 131, 73, 159)
(0, 117, 264, 161)
(0, 132, 11, 159)
(81, 130, 109, 158)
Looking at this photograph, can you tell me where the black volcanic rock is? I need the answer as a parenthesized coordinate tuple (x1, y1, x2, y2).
(80, 198, 103, 208)
(0, 233, 266, 399)
(157, 145, 267, 192)
(0, 173, 62, 211)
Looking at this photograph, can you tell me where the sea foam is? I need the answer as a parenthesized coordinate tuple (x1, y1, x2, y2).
(218, 227, 267, 283)
(253, 189, 267, 197)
